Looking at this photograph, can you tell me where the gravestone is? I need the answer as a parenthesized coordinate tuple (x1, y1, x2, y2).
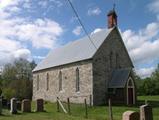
(36, 99, 44, 112)
(22, 99, 31, 112)
(0, 98, 2, 114)
(122, 111, 139, 120)
(10, 98, 17, 114)
(140, 104, 153, 120)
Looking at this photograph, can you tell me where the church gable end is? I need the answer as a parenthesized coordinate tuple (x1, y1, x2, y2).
(92, 27, 134, 105)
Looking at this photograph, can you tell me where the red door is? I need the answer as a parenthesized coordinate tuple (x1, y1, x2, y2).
(128, 88, 133, 105)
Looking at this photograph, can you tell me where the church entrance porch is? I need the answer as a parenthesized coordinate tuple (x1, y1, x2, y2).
(108, 68, 136, 105)
(127, 77, 135, 105)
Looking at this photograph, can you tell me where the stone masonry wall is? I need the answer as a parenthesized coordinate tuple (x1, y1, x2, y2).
(93, 28, 133, 105)
(33, 60, 93, 104)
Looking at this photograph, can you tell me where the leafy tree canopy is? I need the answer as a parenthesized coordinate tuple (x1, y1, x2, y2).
(1, 58, 36, 100)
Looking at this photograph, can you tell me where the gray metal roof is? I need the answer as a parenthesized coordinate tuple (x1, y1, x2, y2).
(108, 68, 131, 88)
(33, 27, 114, 72)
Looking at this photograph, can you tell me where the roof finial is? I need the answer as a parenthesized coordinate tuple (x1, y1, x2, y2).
(113, 3, 116, 11)
(107, 3, 118, 29)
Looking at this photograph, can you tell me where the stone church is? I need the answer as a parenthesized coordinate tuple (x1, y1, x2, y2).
(32, 9, 136, 105)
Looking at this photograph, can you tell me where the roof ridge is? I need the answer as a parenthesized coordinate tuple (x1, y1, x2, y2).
(33, 27, 115, 72)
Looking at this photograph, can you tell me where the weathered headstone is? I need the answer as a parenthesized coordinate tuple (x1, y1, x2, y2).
(36, 99, 44, 112)
(0, 98, 2, 114)
(22, 99, 31, 112)
(140, 104, 153, 120)
(122, 111, 139, 120)
(10, 98, 17, 114)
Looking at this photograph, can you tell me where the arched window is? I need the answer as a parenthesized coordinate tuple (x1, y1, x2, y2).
(46, 73, 49, 91)
(128, 78, 133, 87)
(37, 75, 39, 91)
(59, 71, 62, 91)
(76, 68, 80, 92)
(127, 77, 135, 105)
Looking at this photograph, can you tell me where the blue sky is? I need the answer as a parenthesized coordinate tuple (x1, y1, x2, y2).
(0, 0, 159, 78)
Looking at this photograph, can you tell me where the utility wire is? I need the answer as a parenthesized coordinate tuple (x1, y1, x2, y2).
(66, 0, 97, 50)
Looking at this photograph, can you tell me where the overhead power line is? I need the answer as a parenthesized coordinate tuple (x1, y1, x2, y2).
(66, 0, 97, 50)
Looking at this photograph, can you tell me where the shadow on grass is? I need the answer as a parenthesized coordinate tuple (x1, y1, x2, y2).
(0, 111, 22, 117)
(1, 108, 49, 118)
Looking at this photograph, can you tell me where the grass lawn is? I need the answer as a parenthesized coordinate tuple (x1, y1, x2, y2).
(0, 96, 158, 120)
(138, 95, 159, 101)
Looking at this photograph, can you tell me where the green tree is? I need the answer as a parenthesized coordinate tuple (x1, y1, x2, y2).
(1, 59, 36, 100)
(3, 88, 16, 100)
(134, 64, 159, 95)
(151, 64, 159, 95)
(142, 77, 156, 95)
(132, 70, 144, 95)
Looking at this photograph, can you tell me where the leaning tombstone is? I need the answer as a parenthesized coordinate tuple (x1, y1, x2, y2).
(140, 104, 153, 120)
(22, 99, 31, 112)
(10, 98, 17, 114)
(36, 99, 44, 112)
(122, 111, 139, 120)
(0, 97, 2, 114)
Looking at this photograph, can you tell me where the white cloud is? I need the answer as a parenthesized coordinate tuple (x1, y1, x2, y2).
(0, 0, 18, 9)
(38, 1, 48, 8)
(88, 7, 101, 16)
(33, 55, 45, 60)
(148, 0, 159, 14)
(121, 21, 159, 78)
(15, 18, 63, 49)
(121, 0, 159, 78)
(122, 22, 159, 65)
(91, 28, 102, 35)
(13, 49, 32, 61)
(0, 0, 63, 66)
(0, 38, 22, 52)
(9, 6, 21, 12)
(0, 37, 31, 65)
(0, 39, 31, 65)
(23, 2, 31, 9)
(0, 0, 63, 49)
(72, 26, 82, 36)
(136, 67, 155, 78)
